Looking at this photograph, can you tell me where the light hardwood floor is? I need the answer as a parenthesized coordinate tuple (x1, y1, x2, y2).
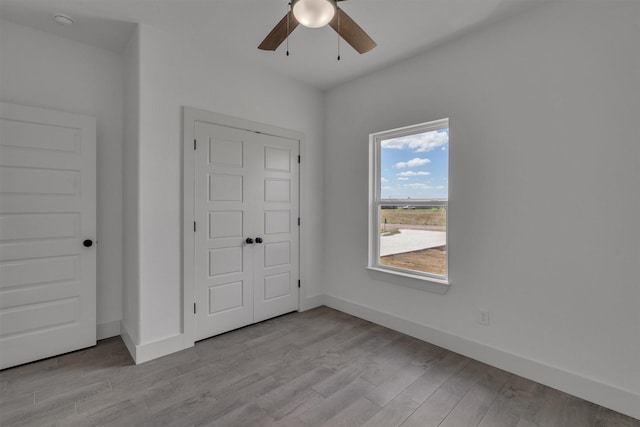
(0, 307, 637, 427)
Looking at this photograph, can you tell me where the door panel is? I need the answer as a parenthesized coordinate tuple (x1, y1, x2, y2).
(193, 121, 298, 340)
(0, 256, 78, 289)
(264, 242, 290, 267)
(264, 210, 290, 234)
(209, 173, 243, 201)
(0, 103, 96, 369)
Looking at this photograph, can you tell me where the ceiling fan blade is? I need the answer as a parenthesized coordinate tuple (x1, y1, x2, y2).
(258, 11, 300, 51)
(329, 8, 376, 54)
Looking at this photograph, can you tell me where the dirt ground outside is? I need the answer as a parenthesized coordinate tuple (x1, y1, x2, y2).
(380, 208, 446, 227)
(380, 245, 446, 276)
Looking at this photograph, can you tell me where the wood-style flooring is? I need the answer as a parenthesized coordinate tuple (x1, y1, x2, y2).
(1, 307, 637, 427)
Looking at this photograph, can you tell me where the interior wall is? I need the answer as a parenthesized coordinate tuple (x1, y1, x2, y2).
(135, 24, 325, 345)
(323, 1, 640, 417)
(0, 19, 125, 335)
(122, 26, 141, 344)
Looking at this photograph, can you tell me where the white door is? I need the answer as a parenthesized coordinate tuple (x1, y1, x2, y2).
(251, 132, 299, 323)
(193, 121, 298, 341)
(0, 103, 96, 369)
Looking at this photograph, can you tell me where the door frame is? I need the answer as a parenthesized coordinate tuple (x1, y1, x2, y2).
(182, 107, 304, 348)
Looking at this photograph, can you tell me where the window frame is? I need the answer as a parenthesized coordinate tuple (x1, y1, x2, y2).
(368, 119, 450, 285)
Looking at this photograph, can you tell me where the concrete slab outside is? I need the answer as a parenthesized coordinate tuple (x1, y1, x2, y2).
(380, 229, 446, 257)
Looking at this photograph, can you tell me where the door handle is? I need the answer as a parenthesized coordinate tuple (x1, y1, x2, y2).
(83, 239, 94, 248)
(255, 237, 263, 244)
(245, 238, 254, 244)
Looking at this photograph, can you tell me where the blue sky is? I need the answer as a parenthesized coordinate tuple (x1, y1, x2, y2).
(380, 129, 449, 200)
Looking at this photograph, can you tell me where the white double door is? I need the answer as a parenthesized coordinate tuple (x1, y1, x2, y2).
(0, 103, 96, 369)
(194, 122, 299, 341)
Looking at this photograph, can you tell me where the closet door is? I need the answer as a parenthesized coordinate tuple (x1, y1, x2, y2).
(194, 123, 254, 340)
(252, 132, 299, 323)
(193, 121, 298, 341)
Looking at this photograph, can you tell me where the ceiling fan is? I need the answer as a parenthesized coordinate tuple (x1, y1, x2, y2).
(258, 0, 376, 55)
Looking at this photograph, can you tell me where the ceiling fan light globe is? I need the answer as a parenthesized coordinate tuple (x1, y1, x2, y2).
(292, 0, 335, 28)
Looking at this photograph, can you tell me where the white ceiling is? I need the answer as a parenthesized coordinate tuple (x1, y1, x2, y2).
(0, 0, 543, 90)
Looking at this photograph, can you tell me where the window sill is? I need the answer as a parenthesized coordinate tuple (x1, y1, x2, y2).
(366, 267, 450, 294)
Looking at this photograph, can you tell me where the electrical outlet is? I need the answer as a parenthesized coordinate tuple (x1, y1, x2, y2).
(479, 310, 490, 326)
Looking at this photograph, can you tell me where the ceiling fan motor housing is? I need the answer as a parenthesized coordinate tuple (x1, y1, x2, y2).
(291, 0, 336, 28)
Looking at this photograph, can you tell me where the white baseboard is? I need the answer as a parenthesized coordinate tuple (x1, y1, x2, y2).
(135, 334, 185, 364)
(119, 323, 185, 365)
(323, 294, 640, 420)
(120, 320, 136, 363)
(119, 321, 137, 362)
(300, 294, 324, 311)
(96, 320, 121, 340)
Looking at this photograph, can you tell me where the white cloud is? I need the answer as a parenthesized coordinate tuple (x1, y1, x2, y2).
(397, 171, 430, 177)
(397, 177, 409, 181)
(394, 157, 431, 168)
(381, 130, 448, 152)
(405, 183, 433, 190)
(381, 186, 393, 190)
(381, 177, 389, 183)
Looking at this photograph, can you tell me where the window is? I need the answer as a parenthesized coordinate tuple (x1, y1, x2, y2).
(369, 119, 449, 284)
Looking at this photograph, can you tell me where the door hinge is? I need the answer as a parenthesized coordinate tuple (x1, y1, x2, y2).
(298, 155, 301, 164)
(194, 139, 197, 150)
(194, 303, 196, 314)
(298, 280, 301, 288)
(194, 221, 196, 232)
(297, 217, 300, 226)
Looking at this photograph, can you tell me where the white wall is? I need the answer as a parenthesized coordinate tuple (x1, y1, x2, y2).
(0, 20, 125, 337)
(133, 24, 325, 345)
(323, 1, 640, 419)
(121, 26, 141, 345)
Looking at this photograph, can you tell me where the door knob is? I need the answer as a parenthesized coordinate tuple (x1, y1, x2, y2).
(255, 237, 263, 244)
(83, 239, 94, 248)
(245, 238, 254, 244)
